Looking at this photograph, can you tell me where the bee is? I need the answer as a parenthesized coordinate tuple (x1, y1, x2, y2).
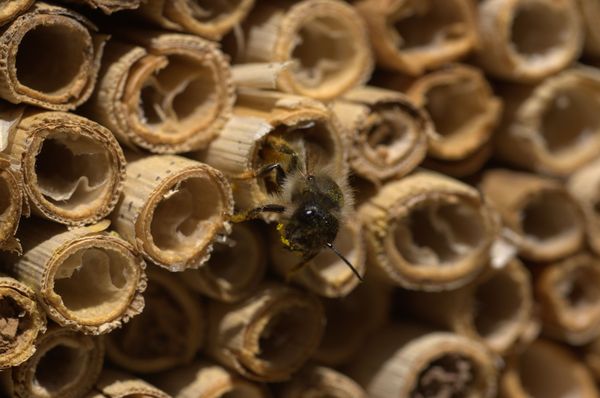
(231, 127, 363, 281)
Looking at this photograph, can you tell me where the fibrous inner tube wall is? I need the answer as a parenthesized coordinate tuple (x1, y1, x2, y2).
(511, 1, 568, 59)
(187, 0, 244, 21)
(53, 247, 132, 319)
(34, 133, 111, 211)
(363, 107, 416, 165)
(521, 190, 580, 244)
(34, 342, 88, 396)
(556, 265, 600, 319)
(150, 175, 222, 253)
(394, 198, 485, 265)
(0, 175, 11, 219)
(291, 15, 356, 88)
(0, 295, 33, 354)
(411, 354, 478, 398)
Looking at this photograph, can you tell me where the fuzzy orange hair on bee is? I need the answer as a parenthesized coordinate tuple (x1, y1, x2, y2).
(231, 129, 362, 281)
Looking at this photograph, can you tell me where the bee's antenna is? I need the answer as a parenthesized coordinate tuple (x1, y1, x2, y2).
(325, 242, 363, 281)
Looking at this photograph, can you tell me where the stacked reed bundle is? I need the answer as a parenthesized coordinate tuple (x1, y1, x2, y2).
(62, 0, 142, 14)
(87, 369, 170, 398)
(0, 1, 32, 26)
(278, 365, 368, 398)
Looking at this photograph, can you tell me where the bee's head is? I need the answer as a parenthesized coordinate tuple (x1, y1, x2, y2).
(279, 200, 339, 253)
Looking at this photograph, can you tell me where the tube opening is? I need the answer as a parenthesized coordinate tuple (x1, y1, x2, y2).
(364, 107, 416, 165)
(15, 22, 88, 95)
(518, 343, 581, 397)
(0, 175, 11, 218)
(258, 121, 336, 195)
(473, 271, 523, 347)
(35, 343, 88, 395)
(424, 78, 487, 138)
(205, 225, 256, 287)
(34, 133, 111, 211)
(138, 55, 219, 137)
(291, 15, 357, 88)
(394, 199, 486, 265)
(150, 175, 222, 253)
(411, 354, 478, 398)
(511, 2, 568, 58)
(540, 86, 600, 155)
(521, 190, 580, 243)
(557, 265, 600, 315)
(53, 247, 134, 320)
(187, 0, 244, 22)
(0, 295, 33, 354)
(257, 306, 318, 369)
(393, 0, 467, 50)
(221, 386, 263, 398)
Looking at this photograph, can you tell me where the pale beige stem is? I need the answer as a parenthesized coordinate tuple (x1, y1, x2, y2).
(106, 268, 204, 374)
(568, 158, 600, 256)
(0, 326, 104, 398)
(332, 86, 431, 183)
(0, 2, 106, 110)
(86, 369, 170, 398)
(112, 155, 233, 271)
(270, 218, 366, 297)
(399, 259, 534, 355)
(314, 280, 392, 366)
(135, 0, 255, 40)
(0, 220, 146, 335)
(480, 169, 585, 261)
(500, 339, 598, 398)
(360, 171, 498, 291)
(279, 365, 368, 398)
(0, 0, 33, 26)
(237, 0, 372, 100)
(152, 361, 270, 398)
(0, 274, 46, 369)
(5, 110, 125, 226)
(180, 222, 266, 303)
(401, 64, 502, 162)
(535, 254, 600, 344)
(58, 0, 142, 13)
(495, 67, 600, 176)
(206, 282, 325, 382)
(355, 0, 477, 75)
(200, 90, 346, 215)
(83, 32, 233, 153)
(347, 323, 498, 398)
(476, 0, 582, 82)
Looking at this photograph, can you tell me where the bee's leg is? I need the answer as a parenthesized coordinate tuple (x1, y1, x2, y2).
(285, 252, 318, 282)
(230, 204, 286, 223)
(228, 163, 285, 181)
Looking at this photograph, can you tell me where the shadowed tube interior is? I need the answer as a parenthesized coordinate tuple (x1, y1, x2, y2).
(521, 190, 580, 243)
(0, 175, 10, 218)
(411, 354, 478, 398)
(0, 295, 33, 354)
(187, 0, 244, 21)
(34, 342, 89, 396)
(510, 1, 568, 58)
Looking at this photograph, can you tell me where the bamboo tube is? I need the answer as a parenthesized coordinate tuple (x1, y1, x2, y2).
(500, 339, 598, 398)
(332, 86, 432, 184)
(0, 2, 106, 110)
(106, 268, 204, 374)
(180, 222, 266, 303)
(422, 140, 493, 178)
(279, 365, 368, 398)
(86, 369, 170, 398)
(206, 282, 325, 382)
(480, 169, 585, 262)
(0, 159, 22, 251)
(0, 220, 146, 335)
(0, 0, 33, 26)
(494, 67, 600, 176)
(152, 361, 270, 398)
(0, 274, 46, 369)
(347, 323, 498, 398)
(534, 254, 600, 345)
(0, 326, 104, 398)
(5, 110, 125, 226)
(61, 0, 142, 14)
(577, 0, 600, 57)
(476, 0, 583, 82)
(568, 158, 600, 256)
(238, 0, 372, 100)
(135, 0, 255, 40)
(394, 64, 502, 162)
(355, 0, 477, 76)
(200, 90, 346, 214)
(83, 32, 234, 154)
(398, 259, 534, 355)
(112, 155, 233, 271)
(359, 171, 498, 291)
(314, 280, 392, 366)
(269, 218, 366, 297)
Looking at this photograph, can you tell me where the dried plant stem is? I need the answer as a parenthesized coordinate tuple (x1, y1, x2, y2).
(0, 161, 22, 250)
(360, 171, 498, 291)
(86, 369, 170, 398)
(480, 169, 585, 262)
(279, 366, 368, 398)
(60, 0, 141, 13)
(0, 0, 33, 26)
(0, 2, 106, 110)
(568, 158, 600, 256)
